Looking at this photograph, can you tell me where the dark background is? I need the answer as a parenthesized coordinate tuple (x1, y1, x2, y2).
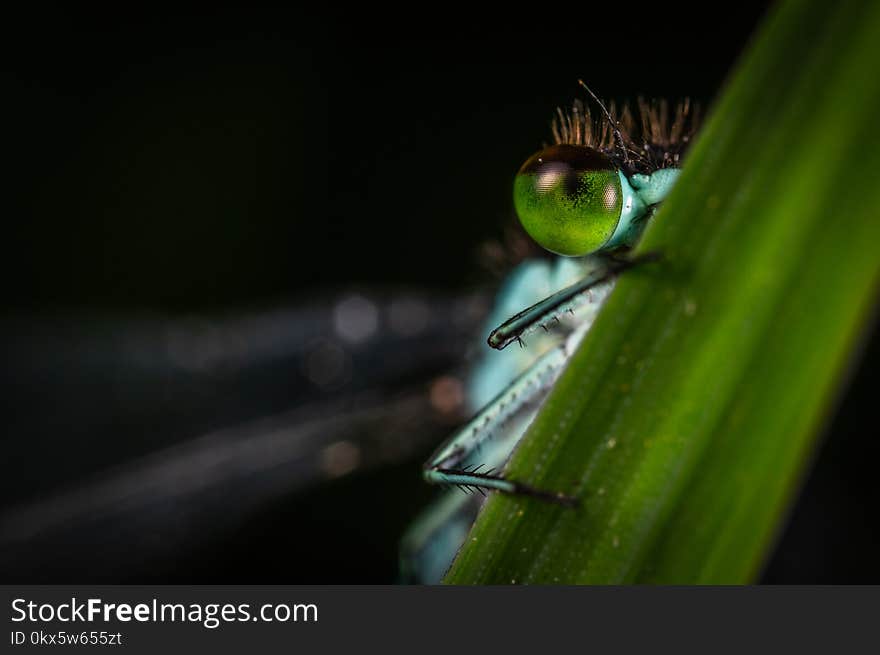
(2, 4, 878, 582)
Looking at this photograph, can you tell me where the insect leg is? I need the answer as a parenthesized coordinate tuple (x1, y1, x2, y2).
(423, 333, 583, 506)
(487, 252, 660, 350)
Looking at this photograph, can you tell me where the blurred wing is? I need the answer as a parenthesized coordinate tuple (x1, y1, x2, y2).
(0, 288, 488, 579)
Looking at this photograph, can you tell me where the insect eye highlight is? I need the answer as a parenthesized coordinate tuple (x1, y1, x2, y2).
(514, 145, 623, 256)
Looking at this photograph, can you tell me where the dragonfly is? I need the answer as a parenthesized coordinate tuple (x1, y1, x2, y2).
(400, 82, 702, 583)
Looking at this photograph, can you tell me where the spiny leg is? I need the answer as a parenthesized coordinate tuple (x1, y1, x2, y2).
(423, 333, 584, 507)
(402, 404, 544, 583)
(428, 467, 578, 507)
(487, 251, 661, 351)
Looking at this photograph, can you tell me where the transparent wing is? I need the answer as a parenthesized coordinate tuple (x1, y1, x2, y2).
(0, 289, 489, 580)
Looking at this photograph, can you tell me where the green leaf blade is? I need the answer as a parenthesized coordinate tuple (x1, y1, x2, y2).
(446, 0, 880, 584)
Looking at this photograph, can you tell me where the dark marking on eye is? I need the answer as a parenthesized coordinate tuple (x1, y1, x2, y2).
(518, 145, 615, 177)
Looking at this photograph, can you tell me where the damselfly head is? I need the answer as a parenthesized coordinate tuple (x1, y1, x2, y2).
(513, 89, 702, 258)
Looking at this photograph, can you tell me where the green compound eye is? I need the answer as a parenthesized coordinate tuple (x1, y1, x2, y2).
(514, 144, 623, 256)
